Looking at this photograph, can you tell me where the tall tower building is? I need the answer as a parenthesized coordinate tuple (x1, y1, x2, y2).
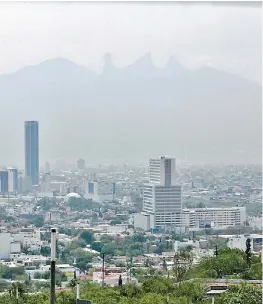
(25, 121, 39, 186)
(77, 158, 86, 170)
(143, 156, 182, 229)
(0, 170, 8, 194)
(149, 157, 176, 185)
(7, 168, 18, 193)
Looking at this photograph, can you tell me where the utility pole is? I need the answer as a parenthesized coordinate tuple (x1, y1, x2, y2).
(215, 245, 218, 257)
(50, 228, 57, 304)
(102, 253, 105, 287)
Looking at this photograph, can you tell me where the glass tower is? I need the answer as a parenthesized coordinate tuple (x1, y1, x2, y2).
(25, 121, 39, 185)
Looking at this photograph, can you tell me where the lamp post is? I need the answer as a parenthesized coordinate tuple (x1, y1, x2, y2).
(102, 253, 105, 287)
(76, 282, 80, 303)
(50, 228, 57, 304)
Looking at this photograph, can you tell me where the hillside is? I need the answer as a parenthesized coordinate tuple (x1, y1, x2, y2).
(0, 54, 261, 165)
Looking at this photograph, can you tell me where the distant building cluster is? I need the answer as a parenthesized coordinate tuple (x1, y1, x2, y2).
(132, 156, 247, 232)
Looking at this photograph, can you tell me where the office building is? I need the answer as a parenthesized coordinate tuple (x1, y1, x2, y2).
(132, 212, 155, 231)
(40, 172, 51, 193)
(135, 156, 182, 230)
(7, 168, 18, 193)
(18, 176, 32, 193)
(25, 121, 39, 186)
(149, 157, 176, 185)
(77, 158, 86, 170)
(45, 161, 50, 173)
(0, 170, 8, 194)
(182, 206, 246, 229)
(85, 181, 116, 202)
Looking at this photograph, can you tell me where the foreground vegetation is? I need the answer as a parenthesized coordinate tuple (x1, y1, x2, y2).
(0, 277, 262, 304)
(0, 246, 261, 303)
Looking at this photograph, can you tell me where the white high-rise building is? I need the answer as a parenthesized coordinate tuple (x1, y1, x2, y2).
(149, 157, 176, 186)
(7, 168, 18, 193)
(141, 156, 182, 229)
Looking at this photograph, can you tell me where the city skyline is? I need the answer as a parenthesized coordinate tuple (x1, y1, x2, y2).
(0, 2, 261, 300)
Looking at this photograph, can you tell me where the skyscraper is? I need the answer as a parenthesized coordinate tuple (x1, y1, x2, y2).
(25, 121, 39, 186)
(7, 168, 18, 193)
(143, 156, 182, 229)
(0, 170, 8, 194)
(77, 158, 86, 170)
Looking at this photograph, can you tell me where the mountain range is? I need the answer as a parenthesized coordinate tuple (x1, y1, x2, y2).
(0, 53, 261, 166)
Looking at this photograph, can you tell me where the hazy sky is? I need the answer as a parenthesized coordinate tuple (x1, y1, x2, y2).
(0, 1, 261, 83)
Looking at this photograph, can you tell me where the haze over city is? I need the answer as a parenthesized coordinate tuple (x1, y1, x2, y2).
(0, 2, 262, 303)
(0, 1, 261, 167)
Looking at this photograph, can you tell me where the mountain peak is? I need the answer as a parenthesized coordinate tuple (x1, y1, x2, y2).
(130, 52, 153, 68)
(103, 53, 115, 72)
(166, 56, 183, 69)
(37, 57, 80, 69)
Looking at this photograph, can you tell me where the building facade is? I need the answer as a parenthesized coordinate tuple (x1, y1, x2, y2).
(149, 157, 176, 186)
(77, 158, 86, 170)
(0, 170, 8, 193)
(25, 121, 39, 186)
(182, 206, 246, 229)
(140, 156, 182, 229)
(85, 181, 115, 202)
(7, 168, 18, 193)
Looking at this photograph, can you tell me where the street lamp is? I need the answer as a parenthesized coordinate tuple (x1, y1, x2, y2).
(50, 228, 57, 304)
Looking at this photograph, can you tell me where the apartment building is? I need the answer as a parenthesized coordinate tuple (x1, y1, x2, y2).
(182, 206, 246, 229)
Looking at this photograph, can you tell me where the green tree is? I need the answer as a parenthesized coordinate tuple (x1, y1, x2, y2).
(245, 238, 252, 268)
(173, 251, 193, 282)
(80, 230, 95, 245)
(91, 241, 103, 252)
(217, 284, 262, 304)
(242, 262, 262, 280)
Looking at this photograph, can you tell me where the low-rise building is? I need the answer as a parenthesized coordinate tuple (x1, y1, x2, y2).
(182, 206, 246, 229)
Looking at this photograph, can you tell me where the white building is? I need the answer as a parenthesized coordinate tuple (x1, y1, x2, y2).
(143, 184, 182, 228)
(132, 212, 155, 231)
(84, 181, 115, 202)
(50, 181, 67, 195)
(149, 157, 176, 185)
(7, 168, 18, 193)
(40, 172, 51, 193)
(227, 234, 262, 252)
(0, 233, 21, 260)
(227, 235, 248, 251)
(13, 228, 41, 248)
(182, 206, 246, 229)
(0, 232, 11, 259)
(141, 156, 182, 229)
